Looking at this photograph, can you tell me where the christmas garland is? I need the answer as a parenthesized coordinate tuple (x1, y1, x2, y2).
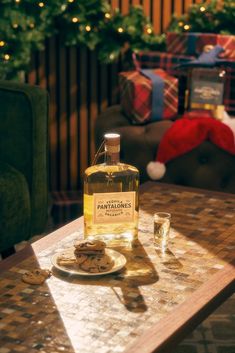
(0, 0, 165, 79)
(0, 0, 234, 80)
(168, 0, 235, 35)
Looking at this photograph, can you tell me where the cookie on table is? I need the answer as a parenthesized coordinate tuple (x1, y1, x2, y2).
(80, 253, 114, 273)
(22, 269, 51, 285)
(74, 240, 106, 255)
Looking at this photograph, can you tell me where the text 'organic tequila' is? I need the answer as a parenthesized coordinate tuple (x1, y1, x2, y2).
(83, 133, 139, 246)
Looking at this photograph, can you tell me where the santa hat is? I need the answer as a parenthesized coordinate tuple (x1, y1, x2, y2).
(147, 111, 235, 180)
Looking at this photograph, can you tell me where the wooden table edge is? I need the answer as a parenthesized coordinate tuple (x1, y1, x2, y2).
(124, 261, 235, 353)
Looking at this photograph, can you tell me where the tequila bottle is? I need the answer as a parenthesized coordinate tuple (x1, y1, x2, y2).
(83, 133, 139, 246)
(186, 67, 226, 120)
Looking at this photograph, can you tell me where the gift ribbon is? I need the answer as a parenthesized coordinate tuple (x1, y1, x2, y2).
(196, 45, 224, 65)
(140, 69, 164, 121)
(187, 33, 198, 55)
(176, 45, 233, 69)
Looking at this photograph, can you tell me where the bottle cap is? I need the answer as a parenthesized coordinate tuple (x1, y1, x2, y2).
(104, 133, 120, 153)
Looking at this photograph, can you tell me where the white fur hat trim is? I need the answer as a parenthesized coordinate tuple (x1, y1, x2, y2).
(146, 161, 166, 180)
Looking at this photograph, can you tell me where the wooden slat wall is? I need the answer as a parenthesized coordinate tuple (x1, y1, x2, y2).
(26, 0, 199, 192)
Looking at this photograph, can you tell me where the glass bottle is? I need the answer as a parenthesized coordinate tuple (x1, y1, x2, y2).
(83, 133, 139, 246)
(185, 67, 226, 120)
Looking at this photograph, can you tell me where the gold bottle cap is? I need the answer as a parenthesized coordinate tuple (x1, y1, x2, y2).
(104, 133, 120, 153)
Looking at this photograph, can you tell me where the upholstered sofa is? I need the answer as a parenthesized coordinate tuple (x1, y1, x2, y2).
(95, 105, 235, 194)
(0, 81, 49, 257)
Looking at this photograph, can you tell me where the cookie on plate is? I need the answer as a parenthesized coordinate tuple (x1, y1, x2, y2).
(74, 240, 106, 255)
(80, 253, 114, 273)
(57, 252, 77, 266)
(74, 252, 88, 265)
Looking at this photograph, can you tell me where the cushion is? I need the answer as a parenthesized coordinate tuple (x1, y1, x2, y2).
(0, 162, 30, 252)
(0, 80, 48, 234)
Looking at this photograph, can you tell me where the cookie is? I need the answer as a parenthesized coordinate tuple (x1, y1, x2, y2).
(80, 253, 114, 273)
(74, 240, 106, 255)
(22, 269, 51, 285)
(74, 251, 88, 265)
(57, 252, 77, 266)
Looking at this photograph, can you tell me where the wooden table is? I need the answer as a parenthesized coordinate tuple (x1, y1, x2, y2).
(0, 182, 235, 353)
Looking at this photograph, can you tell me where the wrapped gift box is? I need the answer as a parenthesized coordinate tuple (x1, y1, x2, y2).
(133, 51, 194, 76)
(166, 32, 235, 58)
(119, 69, 178, 124)
(133, 51, 194, 113)
(133, 51, 235, 115)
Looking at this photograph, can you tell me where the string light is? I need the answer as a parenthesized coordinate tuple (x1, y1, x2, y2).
(146, 27, 153, 34)
(184, 24, 190, 31)
(0, 0, 233, 77)
(4, 54, 10, 61)
(72, 17, 79, 23)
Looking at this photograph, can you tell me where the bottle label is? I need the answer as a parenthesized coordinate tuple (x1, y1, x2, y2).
(191, 80, 224, 106)
(93, 192, 135, 224)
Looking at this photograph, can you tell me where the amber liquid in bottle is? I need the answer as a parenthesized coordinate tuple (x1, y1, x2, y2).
(83, 134, 139, 246)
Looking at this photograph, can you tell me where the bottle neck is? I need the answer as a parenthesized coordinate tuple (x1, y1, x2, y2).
(105, 151, 120, 165)
(104, 133, 120, 165)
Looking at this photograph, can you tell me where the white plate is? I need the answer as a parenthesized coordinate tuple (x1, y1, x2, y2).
(51, 248, 127, 276)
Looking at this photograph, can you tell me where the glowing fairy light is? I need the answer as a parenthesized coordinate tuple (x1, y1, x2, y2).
(184, 24, 190, 31)
(4, 54, 10, 61)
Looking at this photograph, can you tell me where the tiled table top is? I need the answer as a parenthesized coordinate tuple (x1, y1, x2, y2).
(0, 182, 234, 353)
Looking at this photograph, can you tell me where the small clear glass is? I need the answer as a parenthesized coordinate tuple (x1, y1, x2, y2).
(153, 212, 171, 252)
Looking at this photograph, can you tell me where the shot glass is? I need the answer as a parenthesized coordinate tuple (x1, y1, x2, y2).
(153, 212, 171, 252)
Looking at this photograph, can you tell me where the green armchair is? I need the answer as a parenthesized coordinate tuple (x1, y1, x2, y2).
(0, 80, 49, 257)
